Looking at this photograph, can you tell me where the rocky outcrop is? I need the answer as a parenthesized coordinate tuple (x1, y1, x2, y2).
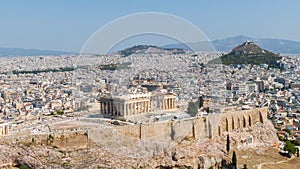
(210, 42, 282, 68)
(0, 119, 277, 169)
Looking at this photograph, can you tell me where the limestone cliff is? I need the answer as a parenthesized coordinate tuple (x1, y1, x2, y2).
(0, 119, 278, 169)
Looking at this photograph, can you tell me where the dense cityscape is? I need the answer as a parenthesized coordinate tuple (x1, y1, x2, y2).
(0, 42, 299, 168)
(1, 1, 300, 168)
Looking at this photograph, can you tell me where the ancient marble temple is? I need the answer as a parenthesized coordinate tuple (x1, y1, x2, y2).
(99, 92, 177, 118)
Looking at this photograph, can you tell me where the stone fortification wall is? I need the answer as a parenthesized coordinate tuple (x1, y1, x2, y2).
(91, 107, 268, 144)
(0, 108, 268, 148)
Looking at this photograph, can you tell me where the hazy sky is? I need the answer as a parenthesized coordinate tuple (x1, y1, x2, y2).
(0, 0, 299, 51)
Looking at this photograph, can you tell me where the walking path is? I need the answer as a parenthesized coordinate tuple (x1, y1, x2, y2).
(257, 156, 295, 169)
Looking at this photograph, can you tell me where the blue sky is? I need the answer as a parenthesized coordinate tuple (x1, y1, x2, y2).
(0, 0, 299, 51)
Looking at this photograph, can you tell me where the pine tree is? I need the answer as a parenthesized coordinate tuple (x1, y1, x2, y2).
(198, 96, 203, 108)
(232, 151, 237, 169)
(226, 134, 230, 152)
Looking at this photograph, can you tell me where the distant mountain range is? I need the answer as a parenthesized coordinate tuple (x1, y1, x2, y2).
(163, 35, 300, 54)
(1, 35, 300, 56)
(0, 48, 76, 57)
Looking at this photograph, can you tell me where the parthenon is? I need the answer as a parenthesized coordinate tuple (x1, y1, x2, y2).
(99, 92, 177, 118)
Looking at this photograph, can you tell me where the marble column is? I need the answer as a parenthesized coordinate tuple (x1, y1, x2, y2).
(125, 103, 128, 116)
(140, 101, 142, 113)
(141, 102, 143, 113)
(165, 99, 168, 110)
(120, 103, 123, 116)
(100, 102, 103, 114)
(103, 102, 106, 114)
(167, 99, 170, 110)
(116, 102, 120, 116)
(107, 102, 110, 115)
(131, 103, 133, 115)
(104, 102, 107, 114)
(146, 101, 148, 112)
(113, 102, 115, 115)
(123, 103, 125, 116)
(128, 103, 130, 115)
(134, 102, 136, 115)
(111, 102, 114, 116)
(109, 102, 111, 115)
(126, 103, 129, 116)
(166, 99, 168, 110)
(116, 102, 119, 116)
(107, 102, 110, 114)
(131, 103, 134, 115)
(173, 99, 176, 109)
(112, 102, 115, 116)
(129, 103, 133, 115)
(132, 102, 135, 114)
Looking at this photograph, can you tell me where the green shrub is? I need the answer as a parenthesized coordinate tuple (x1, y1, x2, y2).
(18, 164, 31, 169)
